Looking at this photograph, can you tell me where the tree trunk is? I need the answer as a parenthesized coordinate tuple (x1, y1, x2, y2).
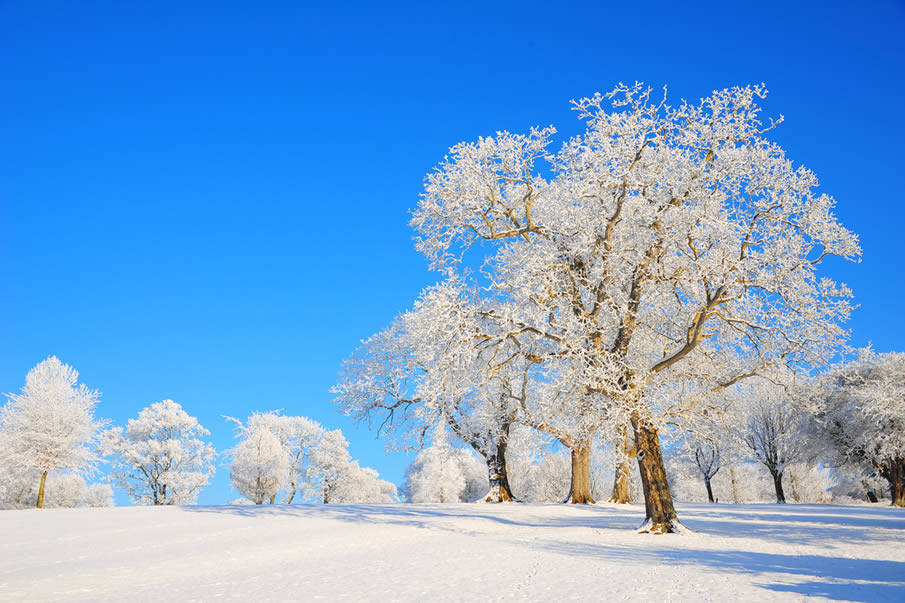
(883, 459, 905, 507)
(609, 425, 635, 503)
(269, 494, 276, 504)
(704, 477, 715, 503)
(788, 470, 801, 503)
(771, 470, 786, 503)
(36, 470, 48, 509)
(567, 442, 595, 504)
(631, 414, 682, 534)
(482, 436, 516, 502)
(729, 467, 741, 504)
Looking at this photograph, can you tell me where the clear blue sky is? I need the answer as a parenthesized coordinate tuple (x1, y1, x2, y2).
(2, 0, 903, 504)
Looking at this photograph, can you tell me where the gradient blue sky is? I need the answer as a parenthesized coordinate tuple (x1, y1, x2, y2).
(2, 1, 903, 504)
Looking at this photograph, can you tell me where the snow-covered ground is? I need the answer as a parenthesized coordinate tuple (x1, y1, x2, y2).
(1, 502, 903, 602)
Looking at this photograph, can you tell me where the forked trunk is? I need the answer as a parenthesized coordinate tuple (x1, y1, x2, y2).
(269, 494, 276, 504)
(631, 414, 682, 534)
(704, 477, 715, 503)
(771, 471, 787, 504)
(567, 443, 595, 504)
(609, 425, 635, 504)
(36, 470, 48, 509)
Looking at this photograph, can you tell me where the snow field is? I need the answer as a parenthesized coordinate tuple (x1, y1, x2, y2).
(1, 502, 903, 602)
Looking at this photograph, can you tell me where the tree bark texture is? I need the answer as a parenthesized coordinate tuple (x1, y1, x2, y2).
(609, 425, 635, 504)
(36, 470, 48, 509)
(882, 459, 905, 507)
(771, 471, 787, 504)
(631, 413, 681, 533)
(704, 478, 715, 503)
(567, 443, 595, 504)
(482, 436, 516, 502)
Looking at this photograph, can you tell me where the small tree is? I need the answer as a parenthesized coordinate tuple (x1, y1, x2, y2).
(1, 357, 106, 508)
(691, 441, 721, 503)
(230, 425, 287, 504)
(739, 380, 804, 503)
(104, 400, 217, 505)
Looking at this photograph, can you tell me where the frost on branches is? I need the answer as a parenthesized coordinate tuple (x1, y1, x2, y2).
(337, 83, 859, 533)
(0, 357, 107, 508)
(808, 350, 905, 506)
(227, 413, 395, 504)
(103, 400, 217, 505)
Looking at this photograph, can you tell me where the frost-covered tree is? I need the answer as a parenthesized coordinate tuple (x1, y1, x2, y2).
(230, 425, 287, 504)
(738, 379, 805, 503)
(325, 461, 397, 503)
(807, 350, 905, 506)
(1, 357, 107, 508)
(339, 84, 859, 532)
(335, 305, 523, 502)
(103, 400, 217, 505)
(240, 412, 324, 504)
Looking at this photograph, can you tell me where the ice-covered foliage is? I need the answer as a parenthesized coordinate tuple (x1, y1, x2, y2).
(403, 444, 467, 503)
(227, 414, 395, 504)
(807, 349, 905, 506)
(336, 84, 859, 530)
(0, 357, 106, 507)
(241, 412, 324, 504)
(737, 378, 807, 503)
(230, 425, 287, 504)
(103, 400, 216, 505)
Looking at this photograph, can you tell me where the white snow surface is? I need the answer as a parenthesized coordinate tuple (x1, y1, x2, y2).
(1, 502, 903, 602)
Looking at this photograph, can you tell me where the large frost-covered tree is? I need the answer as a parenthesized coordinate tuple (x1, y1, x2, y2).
(340, 83, 858, 532)
(807, 350, 905, 506)
(103, 400, 217, 505)
(1, 357, 106, 508)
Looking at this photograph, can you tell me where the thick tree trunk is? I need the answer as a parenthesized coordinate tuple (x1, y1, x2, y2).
(771, 470, 786, 504)
(36, 470, 48, 509)
(631, 414, 682, 533)
(567, 443, 595, 504)
(609, 425, 635, 503)
(482, 444, 516, 502)
(883, 459, 905, 507)
(269, 494, 276, 504)
(704, 477, 715, 503)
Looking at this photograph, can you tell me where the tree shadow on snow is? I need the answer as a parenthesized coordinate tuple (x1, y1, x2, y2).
(676, 503, 905, 547)
(535, 541, 905, 603)
(184, 502, 645, 533)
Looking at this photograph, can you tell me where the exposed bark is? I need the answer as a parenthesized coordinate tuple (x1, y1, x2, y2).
(567, 443, 595, 504)
(609, 425, 635, 503)
(704, 478, 715, 503)
(631, 414, 681, 533)
(269, 494, 276, 505)
(881, 458, 905, 507)
(728, 467, 741, 504)
(36, 470, 48, 509)
(788, 470, 801, 503)
(771, 471, 787, 504)
(481, 434, 516, 502)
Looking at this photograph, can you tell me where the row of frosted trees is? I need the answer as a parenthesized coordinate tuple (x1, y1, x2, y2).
(333, 83, 899, 532)
(399, 350, 904, 507)
(0, 357, 394, 508)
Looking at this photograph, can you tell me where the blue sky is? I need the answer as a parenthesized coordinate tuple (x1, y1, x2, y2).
(2, 1, 903, 504)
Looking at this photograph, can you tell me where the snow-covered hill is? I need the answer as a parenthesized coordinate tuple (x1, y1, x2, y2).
(1, 503, 903, 601)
